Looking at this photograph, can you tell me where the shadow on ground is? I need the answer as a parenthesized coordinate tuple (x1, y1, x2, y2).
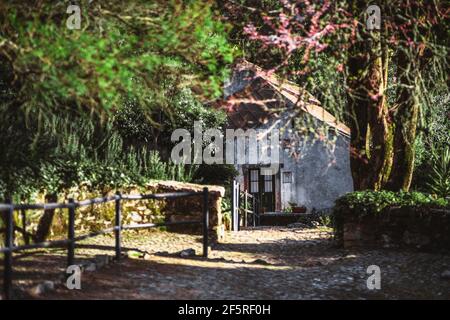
(1, 227, 449, 300)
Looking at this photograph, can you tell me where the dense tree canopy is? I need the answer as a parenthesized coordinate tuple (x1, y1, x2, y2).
(0, 0, 235, 200)
(0, 0, 235, 115)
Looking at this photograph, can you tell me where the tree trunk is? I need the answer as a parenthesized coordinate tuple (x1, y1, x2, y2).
(386, 50, 419, 191)
(35, 193, 58, 243)
(365, 35, 393, 190)
(346, 0, 437, 192)
(347, 1, 392, 191)
(347, 49, 371, 190)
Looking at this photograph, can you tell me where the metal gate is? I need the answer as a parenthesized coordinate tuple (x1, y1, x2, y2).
(231, 180, 240, 231)
(231, 180, 260, 231)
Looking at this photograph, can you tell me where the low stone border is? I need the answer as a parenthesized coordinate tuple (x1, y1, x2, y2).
(335, 207, 450, 251)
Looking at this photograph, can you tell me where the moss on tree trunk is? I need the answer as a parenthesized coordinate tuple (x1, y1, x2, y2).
(386, 49, 420, 191)
(346, 0, 420, 192)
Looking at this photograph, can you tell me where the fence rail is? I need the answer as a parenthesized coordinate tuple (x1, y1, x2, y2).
(0, 188, 210, 300)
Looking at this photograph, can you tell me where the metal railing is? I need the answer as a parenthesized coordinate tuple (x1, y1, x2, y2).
(231, 180, 260, 231)
(0, 188, 210, 300)
(239, 190, 260, 228)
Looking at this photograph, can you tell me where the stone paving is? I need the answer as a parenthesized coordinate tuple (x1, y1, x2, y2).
(34, 226, 450, 300)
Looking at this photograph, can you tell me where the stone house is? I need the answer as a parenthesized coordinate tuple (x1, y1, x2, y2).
(217, 61, 353, 213)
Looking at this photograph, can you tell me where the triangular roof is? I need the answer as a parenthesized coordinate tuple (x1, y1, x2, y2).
(217, 60, 350, 136)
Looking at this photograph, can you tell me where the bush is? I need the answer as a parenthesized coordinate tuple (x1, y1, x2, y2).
(427, 146, 450, 198)
(412, 92, 450, 194)
(332, 190, 449, 243)
(334, 190, 449, 218)
(194, 164, 239, 186)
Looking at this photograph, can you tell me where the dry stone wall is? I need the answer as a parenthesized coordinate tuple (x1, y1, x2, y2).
(336, 207, 450, 251)
(44, 181, 225, 240)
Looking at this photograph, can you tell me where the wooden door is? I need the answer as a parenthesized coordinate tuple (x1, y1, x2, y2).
(248, 168, 275, 213)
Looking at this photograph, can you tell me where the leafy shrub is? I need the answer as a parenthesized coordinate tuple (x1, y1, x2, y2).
(194, 164, 239, 186)
(319, 215, 333, 228)
(221, 197, 232, 230)
(332, 190, 449, 242)
(334, 190, 449, 217)
(170, 88, 227, 132)
(146, 151, 171, 181)
(427, 146, 450, 198)
(412, 92, 449, 193)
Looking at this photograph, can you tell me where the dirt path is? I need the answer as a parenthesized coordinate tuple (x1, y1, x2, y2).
(35, 226, 450, 300)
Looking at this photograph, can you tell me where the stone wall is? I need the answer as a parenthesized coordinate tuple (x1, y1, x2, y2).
(335, 207, 450, 251)
(58, 181, 225, 240)
(148, 181, 225, 240)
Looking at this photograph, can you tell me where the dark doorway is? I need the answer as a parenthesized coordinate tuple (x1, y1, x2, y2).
(248, 168, 275, 213)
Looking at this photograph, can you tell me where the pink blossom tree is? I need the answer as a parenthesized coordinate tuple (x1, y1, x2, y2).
(221, 0, 448, 191)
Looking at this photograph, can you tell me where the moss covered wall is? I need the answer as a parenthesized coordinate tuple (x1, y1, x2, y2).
(21, 181, 225, 241)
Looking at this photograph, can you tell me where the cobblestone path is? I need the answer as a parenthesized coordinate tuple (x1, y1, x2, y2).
(33, 226, 450, 300)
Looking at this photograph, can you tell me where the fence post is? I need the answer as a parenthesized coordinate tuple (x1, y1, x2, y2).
(243, 192, 248, 228)
(115, 191, 121, 260)
(257, 199, 260, 226)
(231, 180, 240, 231)
(231, 181, 235, 231)
(252, 197, 256, 227)
(21, 209, 29, 245)
(3, 199, 14, 300)
(67, 198, 75, 268)
(202, 187, 209, 258)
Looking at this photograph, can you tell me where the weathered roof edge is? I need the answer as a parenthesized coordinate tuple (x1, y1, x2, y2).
(230, 60, 351, 136)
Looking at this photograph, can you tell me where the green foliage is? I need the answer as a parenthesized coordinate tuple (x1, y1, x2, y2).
(0, 45, 227, 199)
(421, 92, 450, 147)
(146, 151, 170, 181)
(171, 87, 228, 130)
(333, 190, 450, 242)
(113, 99, 155, 147)
(194, 164, 239, 186)
(0, 1, 234, 241)
(113, 87, 227, 150)
(0, 107, 199, 199)
(318, 215, 333, 228)
(0, 0, 235, 116)
(427, 146, 450, 198)
(145, 150, 198, 182)
(412, 92, 450, 192)
(335, 190, 449, 217)
(221, 197, 232, 229)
